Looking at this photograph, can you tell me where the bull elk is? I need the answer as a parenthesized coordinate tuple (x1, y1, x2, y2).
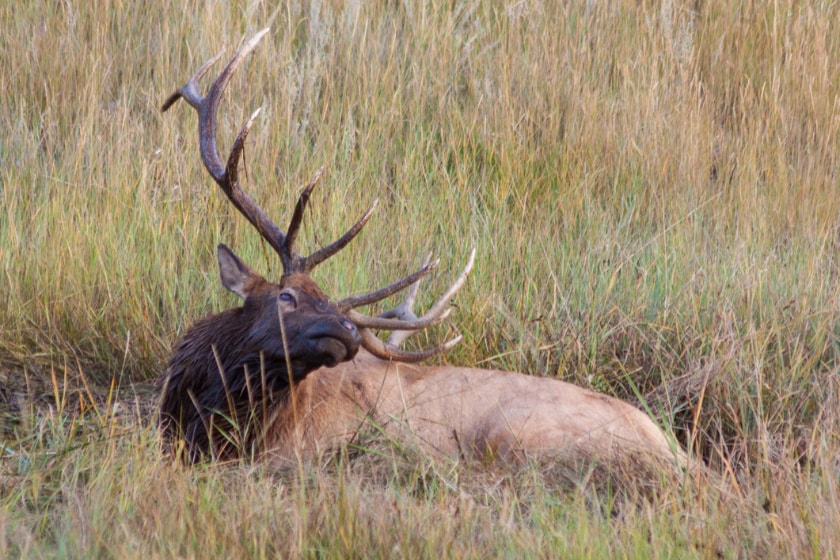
(158, 29, 686, 474)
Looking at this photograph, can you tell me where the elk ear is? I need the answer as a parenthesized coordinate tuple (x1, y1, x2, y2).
(217, 244, 262, 299)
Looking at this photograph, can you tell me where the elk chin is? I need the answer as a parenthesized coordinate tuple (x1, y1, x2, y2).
(312, 335, 359, 368)
(285, 338, 357, 379)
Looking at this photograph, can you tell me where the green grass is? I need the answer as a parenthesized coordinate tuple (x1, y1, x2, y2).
(2, 0, 840, 557)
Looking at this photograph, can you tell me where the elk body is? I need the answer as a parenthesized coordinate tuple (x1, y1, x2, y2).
(158, 30, 686, 472)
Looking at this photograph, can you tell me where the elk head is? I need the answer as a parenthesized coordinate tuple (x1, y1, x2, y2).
(214, 243, 360, 376)
(158, 29, 473, 460)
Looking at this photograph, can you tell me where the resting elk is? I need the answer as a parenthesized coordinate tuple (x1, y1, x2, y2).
(158, 29, 686, 474)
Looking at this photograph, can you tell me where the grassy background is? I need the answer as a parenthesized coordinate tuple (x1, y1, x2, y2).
(2, 0, 840, 557)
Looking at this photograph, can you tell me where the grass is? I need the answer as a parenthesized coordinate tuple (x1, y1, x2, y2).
(2, 0, 840, 557)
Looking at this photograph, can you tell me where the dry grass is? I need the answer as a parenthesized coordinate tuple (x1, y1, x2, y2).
(2, 0, 840, 557)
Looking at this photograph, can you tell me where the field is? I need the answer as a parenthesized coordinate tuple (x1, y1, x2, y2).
(2, 0, 840, 557)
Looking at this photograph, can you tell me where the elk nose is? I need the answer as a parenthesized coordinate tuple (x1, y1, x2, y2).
(341, 318, 362, 349)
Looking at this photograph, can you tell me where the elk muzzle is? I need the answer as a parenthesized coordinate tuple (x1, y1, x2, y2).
(302, 315, 361, 369)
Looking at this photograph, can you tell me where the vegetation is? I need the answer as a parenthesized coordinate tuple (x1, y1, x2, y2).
(2, 0, 839, 557)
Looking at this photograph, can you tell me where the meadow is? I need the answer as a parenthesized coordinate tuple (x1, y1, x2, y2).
(2, 0, 840, 557)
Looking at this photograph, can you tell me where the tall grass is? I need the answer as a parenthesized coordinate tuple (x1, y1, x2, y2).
(2, 0, 840, 556)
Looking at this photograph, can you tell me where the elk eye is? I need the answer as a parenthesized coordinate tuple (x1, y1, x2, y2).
(279, 292, 295, 304)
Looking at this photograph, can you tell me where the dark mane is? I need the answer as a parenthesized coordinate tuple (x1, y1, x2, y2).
(158, 308, 293, 462)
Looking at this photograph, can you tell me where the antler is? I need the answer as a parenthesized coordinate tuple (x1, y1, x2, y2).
(161, 28, 374, 276)
(163, 28, 475, 362)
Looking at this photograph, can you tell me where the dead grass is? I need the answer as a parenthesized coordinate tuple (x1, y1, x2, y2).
(3, 0, 840, 557)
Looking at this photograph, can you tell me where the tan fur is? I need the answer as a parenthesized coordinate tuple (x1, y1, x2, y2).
(261, 350, 686, 469)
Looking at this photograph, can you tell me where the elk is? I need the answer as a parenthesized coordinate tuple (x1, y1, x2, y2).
(158, 29, 686, 473)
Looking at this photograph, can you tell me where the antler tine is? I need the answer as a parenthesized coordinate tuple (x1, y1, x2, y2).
(281, 167, 324, 272)
(305, 199, 379, 272)
(161, 52, 224, 113)
(358, 328, 463, 363)
(406, 247, 475, 323)
(335, 259, 439, 312)
(226, 107, 262, 187)
(346, 308, 451, 330)
(379, 252, 430, 318)
(285, 167, 324, 251)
